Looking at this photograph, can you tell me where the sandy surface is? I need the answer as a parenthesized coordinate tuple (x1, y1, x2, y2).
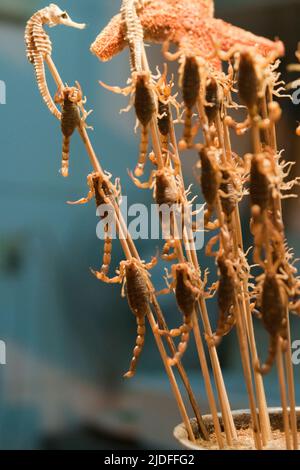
(196, 428, 300, 450)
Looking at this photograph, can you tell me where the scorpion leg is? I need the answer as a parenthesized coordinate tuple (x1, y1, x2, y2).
(67, 190, 94, 205)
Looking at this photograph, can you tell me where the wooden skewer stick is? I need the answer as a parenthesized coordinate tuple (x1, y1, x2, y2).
(221, 116, 272, 444)
(285, 314, 298, 450)
(277, 340, 292, 450)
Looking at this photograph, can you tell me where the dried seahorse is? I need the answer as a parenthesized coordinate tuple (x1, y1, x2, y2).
(121, 0, 145, 72)
(25, 4, 85, 119)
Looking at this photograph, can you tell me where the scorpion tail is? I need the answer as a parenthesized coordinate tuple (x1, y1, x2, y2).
(101, 225, 112, 275)
(124, 315, 146, 379)
(179, 107, 193, 149)
(61, 136, 71, 178)
(135, 126, 149, 177)
(169, 318, 192, 367)
(255, 335, 278, 375)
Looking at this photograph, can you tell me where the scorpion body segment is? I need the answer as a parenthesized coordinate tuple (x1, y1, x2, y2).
(181, 57, 200, 147)
(134, 72, 156, 127)
(134, 72, 156, 175)
(238, 52, 259, 114)
(215, 256, 236, 342)
(175, 265, 199, 317)
(219, 171, 236, 219)
(155, 170, 179, 207)
(25, 4, 85, 119)
(205, 77, 221, 124)
(182, 57, 200, 109)
(199, 148, 221, 207)
(256, 272, 288, 375)
(158, 100, 171, 139)
(250, 154, 271, 212)
(199, 147, 222, 228)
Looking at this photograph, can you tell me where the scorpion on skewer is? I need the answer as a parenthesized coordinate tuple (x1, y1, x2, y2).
(54, 82, 92, 177)
(163, 43, 213, 149)
(198, 146, 240, 230)
(100, 71, 157, 177)
(156, 262, 207, 366)
(205, 253, 238, 347)
(223, 48, 286, 134)
(68, 172, 121, 275)
(129, 164, 198, 261)
(156, 67, 181, 161)
(254, 267, 289, 375)
(25, 3, 85, 120)
(92, 257, 157, 378)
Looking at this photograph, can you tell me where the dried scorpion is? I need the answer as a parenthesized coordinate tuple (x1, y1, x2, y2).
(130, 165, 196, 260)
(92, 257, 157, 378)
(254, 268, 289, 375)
(198, 147, 237, 229)
(54, 82, 92, 177)
(156, 67, 180, 161)
(223, 48, 285, 134)
(25, 4, 85, 120)
(101, 71, 156, 176)
(163, 44, 208, 149)
(206, 254, 238, 347)
(156, 263, 206, 365)
(204, 76, 222, 125)
(68, 172, 121, 275)
(248, 151, 289, 266)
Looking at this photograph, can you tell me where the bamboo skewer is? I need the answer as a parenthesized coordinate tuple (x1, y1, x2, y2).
(285, 315, 299, 450)
(277, 340, 292, 450)
(221, 117, 272, 444)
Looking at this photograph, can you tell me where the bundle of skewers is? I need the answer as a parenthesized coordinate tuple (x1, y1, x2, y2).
(25, 1, 300, 450)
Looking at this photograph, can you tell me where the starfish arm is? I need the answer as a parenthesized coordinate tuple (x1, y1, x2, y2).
(90, 13, 127, 62)
(180, 33, 221, 70)
(207, 18, 285, 58)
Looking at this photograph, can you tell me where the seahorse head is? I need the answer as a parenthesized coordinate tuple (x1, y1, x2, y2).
(43, 4, 86, 29)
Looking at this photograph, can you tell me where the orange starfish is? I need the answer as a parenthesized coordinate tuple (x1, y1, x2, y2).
(90, 0, 284, 66)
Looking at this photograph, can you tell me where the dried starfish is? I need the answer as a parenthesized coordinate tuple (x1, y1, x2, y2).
(91, 0, 284, 68)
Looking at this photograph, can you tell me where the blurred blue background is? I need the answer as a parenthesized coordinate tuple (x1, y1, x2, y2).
(0, 0, 299, 449)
